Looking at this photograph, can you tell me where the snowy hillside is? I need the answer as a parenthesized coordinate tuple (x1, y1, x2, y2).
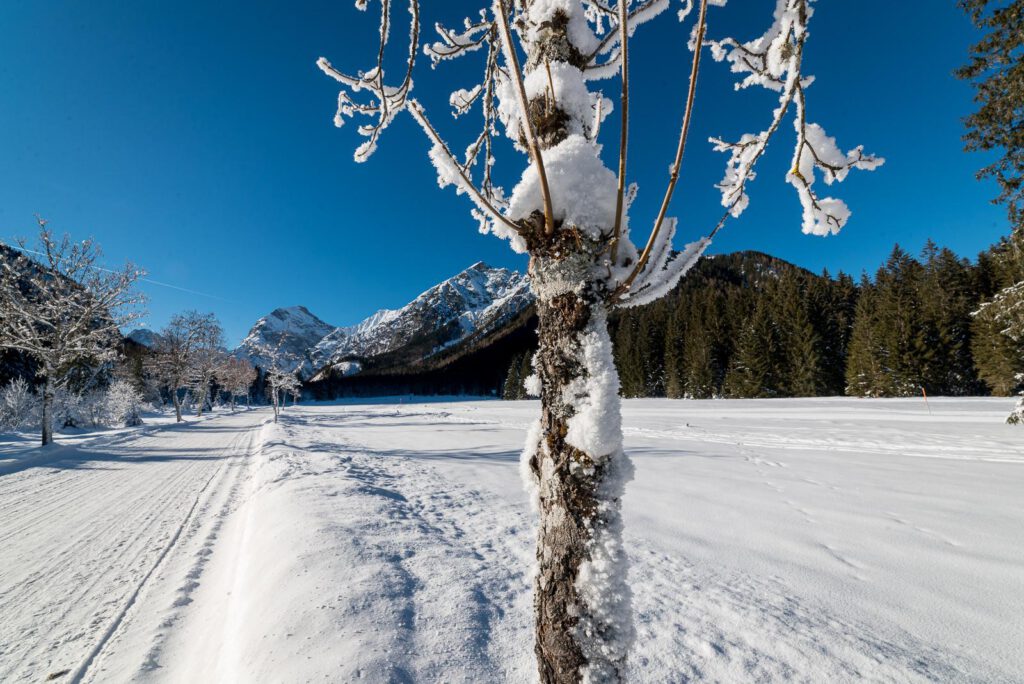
(235, 306, 335, 376)
(233, 264, 531, 380)
(0, 397, 1020, 682)
(311, 262, 532, 374)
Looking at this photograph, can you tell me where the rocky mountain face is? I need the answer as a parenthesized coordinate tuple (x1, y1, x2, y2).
(126, 329, 164, 349)
(234, 263, 534, 381)
(235, 305, 336, 377)
(310, 262, 533, 377)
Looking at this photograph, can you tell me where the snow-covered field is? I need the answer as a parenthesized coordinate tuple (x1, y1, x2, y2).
(0, 398, 1020, 683)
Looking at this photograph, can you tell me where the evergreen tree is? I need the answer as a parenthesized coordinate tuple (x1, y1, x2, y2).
(682, 293, 718, 398)
(956, 0, 1024, 229)
(663, 304, 686, 399)
(873, 246, 927, 395)
(614, 313, 644, 398)
(775, 272, 823, 396)
(502, 352, 528, 400)
(972, 226, 1024, 395)
(636, 309, 666, 396)
(846, 277, 885, 396)
(725, 299, 782, 397)
(918, 243, 980, 394)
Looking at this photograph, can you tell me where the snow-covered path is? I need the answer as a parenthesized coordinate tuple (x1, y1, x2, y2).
(0, 409, 266, 683)
(1, 398, 1021, 682)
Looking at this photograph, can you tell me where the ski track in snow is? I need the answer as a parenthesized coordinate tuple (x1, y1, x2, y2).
(1, 397, 1021, 682)
(0, 410, 263, 684)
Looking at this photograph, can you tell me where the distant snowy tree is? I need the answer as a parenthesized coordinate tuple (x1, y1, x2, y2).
(215, 356, 257, 410)
(52, 387, 86, 430)
(152, 311, 222, 423)
(318, 1, 882, 678)
(0, 218, 145, 445)
(259, 342, 302, 422)
(0, 378, 38, 431)
(267, 367, 301, 422)
(104, 379, 145, 427)
(187, 320, 226, 418)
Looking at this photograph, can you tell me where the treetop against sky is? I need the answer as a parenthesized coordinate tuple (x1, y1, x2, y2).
(0, 0, 1006, 344)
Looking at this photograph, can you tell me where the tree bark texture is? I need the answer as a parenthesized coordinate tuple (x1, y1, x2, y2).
(524, 254, 633, 684)
(41, 376, 53, 447)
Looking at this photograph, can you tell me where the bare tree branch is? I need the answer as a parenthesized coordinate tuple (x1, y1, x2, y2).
(494, 0, 555, 236)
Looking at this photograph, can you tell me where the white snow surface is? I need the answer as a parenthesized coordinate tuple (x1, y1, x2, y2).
(0, 397, 1022, 682)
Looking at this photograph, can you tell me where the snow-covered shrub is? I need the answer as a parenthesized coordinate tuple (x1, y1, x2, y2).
(105, 380, 145, 427)
(0, 378, 39, 431)
(54, 388, 85, 429)
(1009, 374, 1024, 426)
(81, 390, 108, 427)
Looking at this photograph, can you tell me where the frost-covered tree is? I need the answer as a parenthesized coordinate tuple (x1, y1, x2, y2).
(266, 367, 301, 422)
(0, 219, 144, 445)
(0, 377, 38, 431)
(105, 379, 145, 427)
(259, 342, 302, 422)
(215, 356, 258, 410)
(152, 311, 222, 423)
(187, 320, 226, 418)
(318, 1, 881, 678)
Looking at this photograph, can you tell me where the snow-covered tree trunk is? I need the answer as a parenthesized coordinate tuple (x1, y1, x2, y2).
(196, 385, 207, 418)
(318, 1, 882, 679)
(525, 256, 632, 681)
(510, 13, 636, 677)
(172, 391, 183, 423)
(41, 375, 54, 447)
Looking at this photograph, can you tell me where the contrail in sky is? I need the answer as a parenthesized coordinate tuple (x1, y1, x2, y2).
(2, 242, 238, 304)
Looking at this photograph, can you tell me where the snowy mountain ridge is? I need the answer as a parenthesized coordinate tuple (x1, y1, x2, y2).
(126, 328, 164, 349)
(235, 305, 336, 377)
(235, 262, 533, 379)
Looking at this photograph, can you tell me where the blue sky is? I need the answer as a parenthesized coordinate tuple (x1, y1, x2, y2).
(0, 1, 1007, 345)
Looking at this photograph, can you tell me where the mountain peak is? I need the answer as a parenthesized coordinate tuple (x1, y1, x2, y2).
(126, 328, 163, 348)
(311, 262, 532, 373)
(233, 262, 533, 380)
(235, 306, 336, 376)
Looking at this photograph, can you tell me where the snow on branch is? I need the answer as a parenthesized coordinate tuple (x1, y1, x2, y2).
(316, 0, 420, 162)
(424, 12, 492, 66)
(582, 0, 679, 80)
(707, 0, 883, 236)
(618, 229, 711, 308)
(407, 100, 526, 248)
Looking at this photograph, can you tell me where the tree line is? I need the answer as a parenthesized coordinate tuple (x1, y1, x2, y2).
(0, 220, 299, 445)
(503, 237, 1023, 402)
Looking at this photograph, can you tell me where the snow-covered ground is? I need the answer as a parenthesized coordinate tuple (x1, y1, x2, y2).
(0, 398, 1021, 682)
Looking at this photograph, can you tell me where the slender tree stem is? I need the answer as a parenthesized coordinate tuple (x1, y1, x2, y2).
(617, 0, 708, 297)
(611, 0, 630, 264)
(494, 0, 556, 236)
(407, 100, 523, 236)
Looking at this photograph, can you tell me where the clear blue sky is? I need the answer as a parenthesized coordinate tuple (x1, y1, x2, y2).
(0, 1, 1007, 345)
